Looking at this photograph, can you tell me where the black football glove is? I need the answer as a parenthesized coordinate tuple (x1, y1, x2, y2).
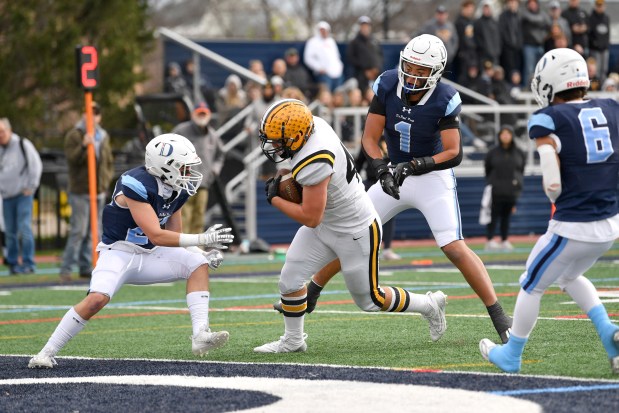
(370, 158, 400, 200)
(393, 156, 436, 185)
(264, 175, 282, 204)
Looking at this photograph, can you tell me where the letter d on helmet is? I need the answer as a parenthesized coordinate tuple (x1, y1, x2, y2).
(531, 48, 589, 108)
(145, 133, 203, 195)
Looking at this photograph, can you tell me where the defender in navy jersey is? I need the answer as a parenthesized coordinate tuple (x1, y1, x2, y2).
(300, 34, 513, 344)
(29, 134, 234, 368)
(481, 48, 619, 373)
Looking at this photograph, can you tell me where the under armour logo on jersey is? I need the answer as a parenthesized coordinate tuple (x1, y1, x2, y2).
(162, 203, 171, 209)
(159, 143, 173, 157)
(402, 107, 412, 114)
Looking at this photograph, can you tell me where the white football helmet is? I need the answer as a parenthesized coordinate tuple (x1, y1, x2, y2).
(398, 34, 447, 93)
(144, 133, 203, 195)
(531, 48, 590, 108)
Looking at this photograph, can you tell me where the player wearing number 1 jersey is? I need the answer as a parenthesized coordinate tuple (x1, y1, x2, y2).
(254, 99, 446, 353)
(299, 34, 513, 344)
(480, 48, 619, 373)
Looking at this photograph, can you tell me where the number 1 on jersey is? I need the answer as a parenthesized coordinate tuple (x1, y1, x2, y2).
(395, 121, 411, 152)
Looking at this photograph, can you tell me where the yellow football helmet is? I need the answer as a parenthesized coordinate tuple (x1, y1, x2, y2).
(259, 99, 314, 162)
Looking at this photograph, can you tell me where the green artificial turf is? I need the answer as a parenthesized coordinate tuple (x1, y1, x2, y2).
(1, 243, 619, 379)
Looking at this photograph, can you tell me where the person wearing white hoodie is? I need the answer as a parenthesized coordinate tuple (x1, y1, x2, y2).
(303, 21, 344, 92)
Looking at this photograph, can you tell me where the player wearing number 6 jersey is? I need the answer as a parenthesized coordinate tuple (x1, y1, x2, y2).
(28, 133, 234, 368)
(480, 48, 619, 373)
(255, 99, 446, 353)
(296, 34, 513, 344)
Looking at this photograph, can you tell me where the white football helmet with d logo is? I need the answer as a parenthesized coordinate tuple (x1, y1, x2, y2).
(398, 34, 447, 93)
(531, 48, 590, 108)
(145, 133, 203, 195)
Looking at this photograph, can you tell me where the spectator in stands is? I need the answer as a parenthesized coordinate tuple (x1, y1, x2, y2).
(281, 86, 308, 103)
(454, 0, 479, 83)
(165, 61, 193, 104)
(499, 0, 523, 79)
(59, 102, 114, 282)
(0, 118, 42, 275)
(304, 21, 344, 92)
(509, 70, 523, 99)
(602, 75, 617, 92)
(548, 1, 572, 46)
(588, 0, 610, 84)
(217, 74, 247, 123)
(183, 59, 217, 114)
(182, 59, 205, 107)
(544, 23, 569, 52)
(271, 58, 287, 80)
(562, 0, 589, 56)
(172, 102, 225, 234)
(587, 57, 602, 91)
(346, 16, 383, 94)
(270, 75, 284, 98)
(245, 59, 267, 102)
(460, 64, 485, 103)
(484, 125, 526, 252)
(217, 74, 248, 142)
(474, 0, 502, 67)
(283, 48, 314, 99)
(417, 6, 458, 77)
(521, 0, 551, 87)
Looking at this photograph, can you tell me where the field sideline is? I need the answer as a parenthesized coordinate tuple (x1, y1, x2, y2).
(1, 239, 619, 411)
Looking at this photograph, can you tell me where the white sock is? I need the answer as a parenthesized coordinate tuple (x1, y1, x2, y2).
(187, 291, 210, 336)
(284, 315, 305, 341)
(563, 276, 602, 314)
(44, 307, 87, 355)
(511, 289, 541, 339)
(383, 287, 431, 314)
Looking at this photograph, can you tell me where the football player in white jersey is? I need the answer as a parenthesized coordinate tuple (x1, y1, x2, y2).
(277, 34, 513, 344)
(28, 133, 234, 368)
(254, 99, 447, 353)
(480, 48, 619, 373)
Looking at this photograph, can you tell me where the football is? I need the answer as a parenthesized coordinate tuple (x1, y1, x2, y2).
(276, 169, 303, 204)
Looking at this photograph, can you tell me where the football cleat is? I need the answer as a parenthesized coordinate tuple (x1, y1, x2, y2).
(422, 291, 447, 342)
(191, 328, 229, 356)
(479, 338, 497, 362)
(254, 333, 308, 353)
(479, 338, 522, 373)
(28, 350, 57, 369)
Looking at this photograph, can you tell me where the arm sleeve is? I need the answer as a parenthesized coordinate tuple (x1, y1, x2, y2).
(537, 144, 562, 203)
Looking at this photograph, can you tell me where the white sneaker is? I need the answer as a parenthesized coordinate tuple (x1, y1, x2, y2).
(485, 240, 501, 251)
(28, 350, 57, 368)
(191, 328, 229, 356)
(502, 240, 514, 251)
(422, 291, 447, 342)
(382, 248, 401, 260)
(479, 338, 498, 361)
(254, 333, 308, 353)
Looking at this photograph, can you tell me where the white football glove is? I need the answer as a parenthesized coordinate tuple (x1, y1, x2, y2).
(186, 247, 224, 269)
(199, 224, 234, 249)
